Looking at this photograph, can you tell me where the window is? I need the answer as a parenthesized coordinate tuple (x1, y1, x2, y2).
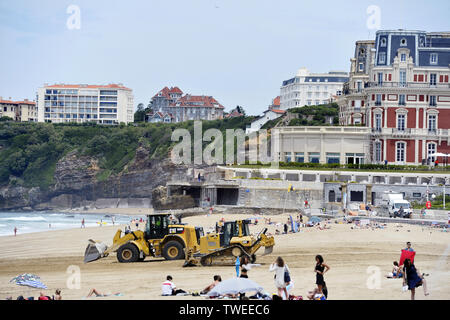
(374, 141, 382, 162)
(427, 143, 436, 162)
(428, 115, 437, 132)
(429, 96, 436, 106)
(379, 52, 386, 64)
(284, 152, 292, 163)
(430, 74, 437, 86)
(401, 53, 406, 62)
(295, 152, 304, 163)
(396, 142, 406, 163)
(359, 63, 364, 71)
(399, 94, 406, 106)
(326, 153, 340, 164)
(375, 94, 382, 106)
(397, 114, 406, 131)
(308, 152, 320, 163)
(413, 193, 422, 198)
(430, 53, 438, 65)
(380, 38, 386, 47)
(399, 69, 407, 87)
(375, 113, 382, 131)
(377, 73, 383, 85)
(400, 38, 407, 46)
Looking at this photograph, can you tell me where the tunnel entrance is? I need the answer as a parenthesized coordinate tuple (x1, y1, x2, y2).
(216, 188, 239, 205)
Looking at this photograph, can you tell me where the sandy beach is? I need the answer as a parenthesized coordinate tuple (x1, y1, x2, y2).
(0, 211, 448, 300)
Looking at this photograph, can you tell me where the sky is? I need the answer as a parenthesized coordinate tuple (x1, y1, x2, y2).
(0, 0, 449, 116)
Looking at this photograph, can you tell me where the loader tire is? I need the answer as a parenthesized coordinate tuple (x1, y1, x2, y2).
(162, 241, 185, 260)
(117, 243, 139, 263)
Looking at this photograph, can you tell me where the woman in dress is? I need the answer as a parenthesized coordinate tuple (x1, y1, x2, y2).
(403, 258, 429, 300)
(269, 256, 291, 300)
(315, 255, 330, 298)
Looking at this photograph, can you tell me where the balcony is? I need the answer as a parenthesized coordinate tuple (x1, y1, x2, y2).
(367, 82, 450, 89)
(392, 128, 411, 137)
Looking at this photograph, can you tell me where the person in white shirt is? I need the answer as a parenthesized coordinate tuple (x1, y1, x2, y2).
(269, 256, 291, 300)
(161, 275, 186, 296)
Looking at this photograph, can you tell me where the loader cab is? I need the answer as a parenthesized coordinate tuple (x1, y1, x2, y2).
(145, 214, 170, 240)
(220, 220, 251, 247)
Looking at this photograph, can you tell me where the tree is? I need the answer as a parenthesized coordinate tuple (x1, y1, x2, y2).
(134, 103, 146, 122)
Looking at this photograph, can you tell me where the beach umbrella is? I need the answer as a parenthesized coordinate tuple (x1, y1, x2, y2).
(207, 277, 264, 296)
(10, 273, 47, 289)
(309, 216, 321, 224)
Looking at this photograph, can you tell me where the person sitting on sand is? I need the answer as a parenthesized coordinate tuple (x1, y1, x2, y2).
(86, 288, 121, 298)
(200, 275, 222, 294)
(387, 261, 403, 278)
(38, 292, 51, 300)
(54, 289, 62, 300)
(307, 288, 327, 300)
(162, 275, 187, 296)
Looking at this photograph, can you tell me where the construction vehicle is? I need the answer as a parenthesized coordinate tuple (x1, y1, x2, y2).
(84, 213, 204, 263)
(183, 219, 275, 267)
(84, 213, 275, 266)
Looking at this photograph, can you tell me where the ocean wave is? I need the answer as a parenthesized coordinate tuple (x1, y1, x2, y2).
(0, 216, 47, 222)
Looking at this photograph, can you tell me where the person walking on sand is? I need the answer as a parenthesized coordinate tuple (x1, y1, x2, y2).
(403, 258, 429, 300)
(269, 256, 291, 300)
(315, 255, 330, 298)
(14, 227, 17, 236)
(81, 218, 85, 228)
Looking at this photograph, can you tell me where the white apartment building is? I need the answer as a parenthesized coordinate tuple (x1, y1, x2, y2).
(37, 83, 134, 124)
(280, 68, 349, 110)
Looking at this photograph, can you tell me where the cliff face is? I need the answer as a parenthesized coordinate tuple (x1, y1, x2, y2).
(0, 147, 189, 211)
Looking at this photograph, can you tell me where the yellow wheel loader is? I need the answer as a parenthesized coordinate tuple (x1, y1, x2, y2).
(183, 219, 275, 267)
(84, 213, 204, 263)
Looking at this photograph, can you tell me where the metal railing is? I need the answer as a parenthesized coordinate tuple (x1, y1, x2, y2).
(367, 82, 450, 89)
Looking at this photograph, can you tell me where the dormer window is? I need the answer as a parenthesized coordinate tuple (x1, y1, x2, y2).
(401, 53, 406, 62)
(430, 53, 438, 65)
(379, 52, 386, 64)
(380, 38, 386, 47)
(400, 38, 407, 46)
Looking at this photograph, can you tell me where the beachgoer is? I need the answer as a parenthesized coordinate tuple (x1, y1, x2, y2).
(38, 292, 50, 300)
(86, 288, 121, 298)
(307, 288, 327, 300)
(200, 275, 222, 294)
(283, 223, 288, 234)
(269, 256, 291, 300)
(315, 255, 330, 297)
(54, 289, 62, 300)
(402, 258, 429, 300)
(388, 261, 403, 278)
(14, 227, 17, 236)
(235, 256, 240, 277)
(404, 241, 415, 252)
(81, 218, 85, 228)
(240, 256, 261, 278)
(162, 275, 186, 296)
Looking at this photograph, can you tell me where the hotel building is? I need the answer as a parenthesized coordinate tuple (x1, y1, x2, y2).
(37, 83, 134, 124)
(279, 68, 348, 110)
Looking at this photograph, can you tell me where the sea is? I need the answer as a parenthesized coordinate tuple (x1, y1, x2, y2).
(0, 211, 144, 237)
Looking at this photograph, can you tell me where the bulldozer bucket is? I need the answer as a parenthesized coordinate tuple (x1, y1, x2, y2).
(263, 245, 273, 255)
(84, 240, 108, 263)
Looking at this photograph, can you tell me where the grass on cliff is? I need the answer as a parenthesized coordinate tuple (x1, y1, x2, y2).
(0, 116, 256, 189)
